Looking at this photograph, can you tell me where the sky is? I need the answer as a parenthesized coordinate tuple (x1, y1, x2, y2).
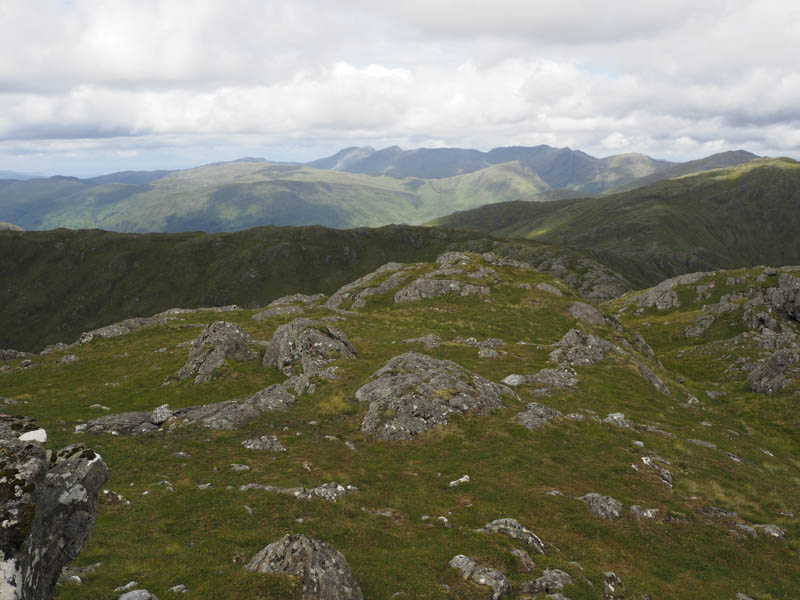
(1, 0, 799, 177)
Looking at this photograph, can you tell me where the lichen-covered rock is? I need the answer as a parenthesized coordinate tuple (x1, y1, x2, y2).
(245, 534, 363, 600)
(85, 385, 294, 434)
(568, 301, 608, 326)
(0, 349, 34, 361)
(262, 318, 356, 376)
(536, 282, 563, 296)
(269, 293, 326, 307)
(516, 403, 563, 430)
(355, 352, 514, 441)
(402, 334, 442, 350)
(768, 273, 800, 321)
(627, 272, 708, 310)
(603, 571, 624, 598)
(242, 435, 286, 452)
(253, 305, 305, 321)
(748, 349, 799, 395)
(1, 414, 108, 600)
(484, 518, 546, 554)
(578, 493, 623, 519)
(603, 412, 631, 428)
(519, 568, 574, 595)
(325, 263, 407, 309)
(172, 385, 295, 429)
(549, 329, 614, 367)
(637, 362, 670, 394)
(78, 316, 167, 345)
(171, 321, 257, 383)
(240, 482, 357, 503)
(394, 278, 489, 303)
(449, 555, 511, 600)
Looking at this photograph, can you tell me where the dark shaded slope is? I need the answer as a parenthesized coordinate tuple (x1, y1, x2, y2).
(0, 225, 477, 352)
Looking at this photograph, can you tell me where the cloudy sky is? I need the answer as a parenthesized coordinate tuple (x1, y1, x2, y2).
(2, 0, 799, 176)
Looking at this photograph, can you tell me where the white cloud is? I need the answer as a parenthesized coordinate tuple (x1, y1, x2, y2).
(0, 0, 798, 175)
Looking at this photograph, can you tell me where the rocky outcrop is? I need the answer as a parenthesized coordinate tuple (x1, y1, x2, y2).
(768, 272, 800, 321)
(78, 316, 167, 345)
(549, 329, 614, 367)
(519, 568, 573, 595)
(355, 352, 514, 441)
(536, 282, 563, 296)
(637, 362, 670, 395)
(568, 301, 609, 327)
(394, 278, 489, 303)
(401, 334, 442, 350)
(262, 318, 356, 376)
(245, 534, 363, 600)
(84, 384, 294, 434)
(748, 349, 800, 395)
(449, 555, 511, 600)
(627, 271, 709, 310)
(1, 414, 108, 600)
(325, 262, 408, 309)
(455, 336, 507, 358)
(0, 349, 34, 361)
(483, 518, 546, 554)
(239, 482, 357, 503)
(170, 321, 257, 383)
(578, 493, 623, 519)
(503, 367, 579, 390)
(242, 435, 286, 452)
(269, 293, 326, 307)
(515, 403, 563, 430)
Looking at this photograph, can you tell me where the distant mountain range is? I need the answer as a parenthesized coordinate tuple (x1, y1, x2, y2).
(0, 145, 759, 233)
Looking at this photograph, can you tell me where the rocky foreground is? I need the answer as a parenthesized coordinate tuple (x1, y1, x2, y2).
(1, 252, 798, 599)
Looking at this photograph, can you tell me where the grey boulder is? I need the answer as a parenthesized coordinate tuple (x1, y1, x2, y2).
(355, 352, 514, 440)
(449, 555, 511, 600)
(484, 518, 546, 554)
(262, 318, 356, 376)
(578, 493, 623, 519)
(1, 414, 109, 600)
(245, 534, 363, 600)
(171, 321, 257, 383)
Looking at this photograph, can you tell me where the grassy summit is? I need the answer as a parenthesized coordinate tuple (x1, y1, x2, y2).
(2, 252, 797, 599)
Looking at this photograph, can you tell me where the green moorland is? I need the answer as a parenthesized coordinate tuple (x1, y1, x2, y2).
(431, 158, 800, 287)
(0, 160, 556, 233)
(0, 225, 631, 353)
(1, 252, 798, 599)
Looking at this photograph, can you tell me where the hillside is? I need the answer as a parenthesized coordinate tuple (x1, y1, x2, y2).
(615, 150, 760, 192)
(0, 161, 559, 233)
(0, 225, 630, 353)
(2, 253, 798, 599)
(432, 158, 800, 287)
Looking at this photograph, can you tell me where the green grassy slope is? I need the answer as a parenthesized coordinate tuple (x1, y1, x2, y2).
(2, 255, 797, 599)
(0, 161, 554, 233)
(432, 158, 800, 287)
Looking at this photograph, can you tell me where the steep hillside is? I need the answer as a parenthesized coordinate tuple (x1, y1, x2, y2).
(613, 150, 760, 192)
(432, 158, 800, 287)
(2, 254, 797, 599)
(0, 225, 631, 353)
